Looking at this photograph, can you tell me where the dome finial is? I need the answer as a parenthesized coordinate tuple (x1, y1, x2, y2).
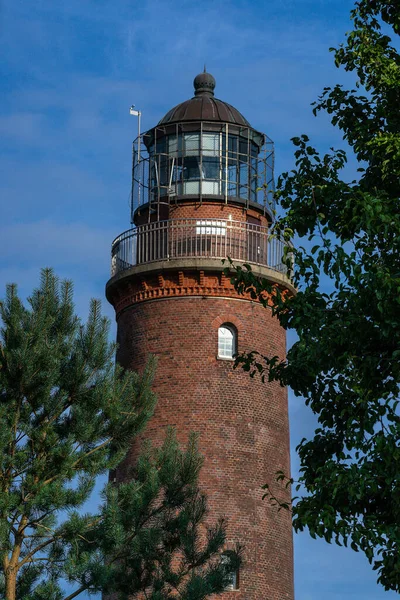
(193, 70, 216, 97)
(204, 64, 207, 73)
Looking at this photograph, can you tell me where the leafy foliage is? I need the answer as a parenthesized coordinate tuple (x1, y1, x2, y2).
(0, 269, 239, 600)
(228, 0, 400, 592)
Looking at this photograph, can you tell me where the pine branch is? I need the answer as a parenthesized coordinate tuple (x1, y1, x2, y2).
(18, 529, 75, 568)
(62, 584, 87, 600)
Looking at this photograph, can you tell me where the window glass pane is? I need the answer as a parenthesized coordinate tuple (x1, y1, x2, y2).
(184, 134, 200, 155)
(157, 156, 169, 186)
(218, 325, 235, 358)
(196, 221, 226, 236)
(202, 157, 220, 179)
(168, 135, 178, 155)
(221, 552, 239, 590)
(169, 135, 184, 157)
(183, 156, 200, 180)
(171, 164, 183, 183)
(155, 137, 167, 154)
(202, 180, 221, 194)
(202, 133, 219, 156)
(228, 135, 237, 153)
(183, 181, 200, 194)
(239, 138, 248, 157)
(251, 141, 258, 157)
(227, 570, 238, 590)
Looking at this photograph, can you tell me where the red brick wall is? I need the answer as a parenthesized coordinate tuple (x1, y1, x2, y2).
(114, 294, 294, 600)
(169, 201, 269, 227)
(134, 201, 270, 227)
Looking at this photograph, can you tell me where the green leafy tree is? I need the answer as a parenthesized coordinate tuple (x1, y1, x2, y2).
(228, 0, 400, 592)
(0, 269, 239, 600)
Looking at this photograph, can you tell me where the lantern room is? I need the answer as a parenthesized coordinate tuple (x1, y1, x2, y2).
(131, 71, 275, 223)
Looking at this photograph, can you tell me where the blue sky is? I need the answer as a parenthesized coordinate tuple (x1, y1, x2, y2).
(0, 0, 397, 598)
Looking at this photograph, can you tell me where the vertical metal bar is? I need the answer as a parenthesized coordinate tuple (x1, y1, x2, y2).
(264, 145, 267, 217)
(131, 142, 135, 222)
(137, 112, 142, 214)
(151, 221, 154, 262)
(219, 129, 223, 198)
(169, 157, 175, 190)
(141, 225, 145, 264)
(225, 124, 228, 203)
(242, 221, 245, 261)
(157, 153, 161, 220)
(200, 121, 203, 205)
(158, 128, 162, 223)
(147, 152, 151, 218)
(145, 224, 148, 264)
(152, 222, 155, 262)
(151, 127, 156, 222)
(181, 125, 185, 201)
(147, 224, 150, 263)
(247, 127, 250, 209)
(225, 218, 228, 259)
(236, 130, 240, 200)
(133, 229, 136, 266)
(176, 123, 179, 201)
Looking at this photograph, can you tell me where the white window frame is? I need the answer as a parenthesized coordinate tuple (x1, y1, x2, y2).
(218, 324, 237, 360)
(196, 220, 226, 236)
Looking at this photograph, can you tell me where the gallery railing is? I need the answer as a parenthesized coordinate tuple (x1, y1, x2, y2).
(111, 219, 289, 276)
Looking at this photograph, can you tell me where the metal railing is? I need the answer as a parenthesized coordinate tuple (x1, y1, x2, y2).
(111, 219, 289, 277)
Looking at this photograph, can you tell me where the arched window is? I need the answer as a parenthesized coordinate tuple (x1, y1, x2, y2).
(221, 551, 240, 590)
(218, 324, 237, 359)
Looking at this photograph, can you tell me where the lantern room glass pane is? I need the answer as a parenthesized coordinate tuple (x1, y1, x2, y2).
(183, 156, 201, 180)
(202, 133, 220, 156)
(203, 156, 219, 179)
(184, 133, 200, 155)
(168, 135, 178, 156)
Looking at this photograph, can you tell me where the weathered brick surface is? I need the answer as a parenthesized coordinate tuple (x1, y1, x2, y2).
(134, 200, 270, 227)
(169, 201, 269, 227)
(112, 290, 294, 600)
(108, 188, 293, 599)
(109, 268, 283, 317)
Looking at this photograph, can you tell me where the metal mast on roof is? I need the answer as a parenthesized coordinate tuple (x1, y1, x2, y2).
(130, 105, 142, 223)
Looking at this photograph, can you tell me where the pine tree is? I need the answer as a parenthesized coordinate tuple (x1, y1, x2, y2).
(0, 269, 239, 600)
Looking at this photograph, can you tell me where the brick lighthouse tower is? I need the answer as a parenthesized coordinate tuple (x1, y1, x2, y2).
(106, 71, 295, 599)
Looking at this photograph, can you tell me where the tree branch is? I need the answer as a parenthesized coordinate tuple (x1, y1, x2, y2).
(62, 584, 87, 600)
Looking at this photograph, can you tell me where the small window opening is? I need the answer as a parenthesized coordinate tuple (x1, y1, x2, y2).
(218, 324, 237, 360)
(222, 552, 240, 590)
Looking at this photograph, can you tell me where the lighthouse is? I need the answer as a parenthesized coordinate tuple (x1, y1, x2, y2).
(106, 71, 295, 599)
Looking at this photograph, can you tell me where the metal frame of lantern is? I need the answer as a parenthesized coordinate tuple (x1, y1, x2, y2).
(131, 120, 275, 223)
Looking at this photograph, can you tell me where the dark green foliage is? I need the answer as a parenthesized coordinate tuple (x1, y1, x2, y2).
(96, 431, 241, 600)
(228, 0, 400, 592)
(0, 269, 238, 599)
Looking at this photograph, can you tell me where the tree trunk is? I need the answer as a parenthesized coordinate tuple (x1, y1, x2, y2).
(5, 566, 17, 600)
